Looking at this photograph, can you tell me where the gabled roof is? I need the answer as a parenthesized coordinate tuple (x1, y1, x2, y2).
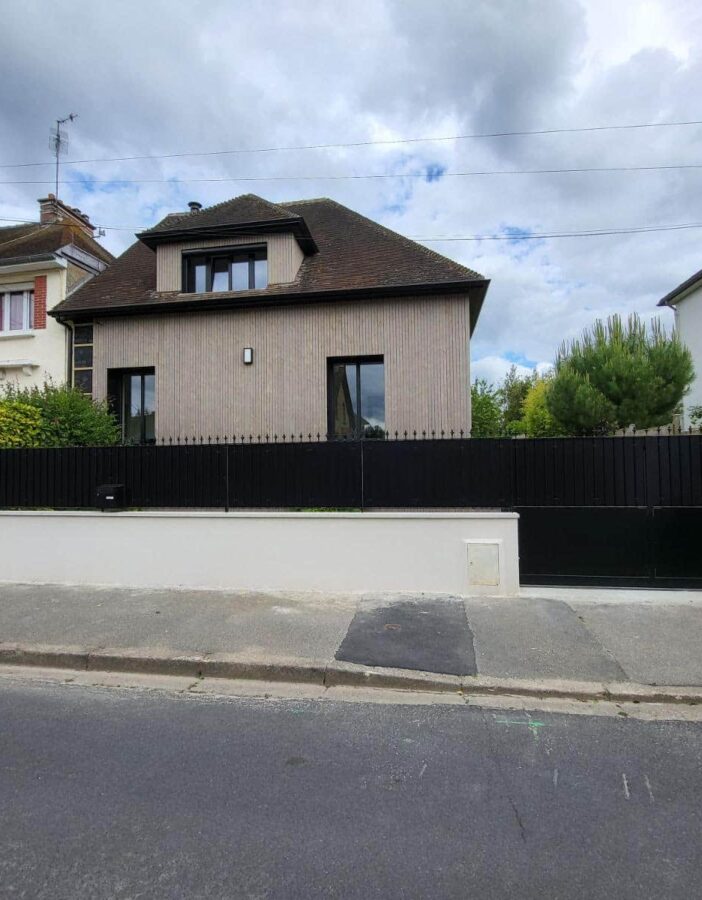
(141, 194, 297, 235)
(137, 193, 317, 253)
(54, 195, 488, 330)
(0, 221, 114, 267)
(658, 267, 702, 307)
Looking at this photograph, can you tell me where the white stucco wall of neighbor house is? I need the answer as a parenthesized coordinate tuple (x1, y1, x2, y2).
(0, 511, 520, 597)
(673, 286, 702, 424)
(0, 263, 68, 388)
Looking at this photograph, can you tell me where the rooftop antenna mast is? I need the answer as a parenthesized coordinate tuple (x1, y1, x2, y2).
(50, 113, 77, 200)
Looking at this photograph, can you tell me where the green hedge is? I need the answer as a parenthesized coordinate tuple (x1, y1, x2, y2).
(0, 383, 120, 448)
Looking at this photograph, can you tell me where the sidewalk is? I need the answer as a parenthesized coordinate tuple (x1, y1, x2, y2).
(1, 582, 701, 702)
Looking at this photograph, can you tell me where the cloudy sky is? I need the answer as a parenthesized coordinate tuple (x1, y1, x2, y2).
(1, 0, 700, 383)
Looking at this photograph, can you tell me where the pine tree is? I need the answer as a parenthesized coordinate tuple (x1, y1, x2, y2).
(547, 314, 694, 435)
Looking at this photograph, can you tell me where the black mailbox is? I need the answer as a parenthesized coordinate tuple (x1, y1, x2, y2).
(96, 484, 126, 511)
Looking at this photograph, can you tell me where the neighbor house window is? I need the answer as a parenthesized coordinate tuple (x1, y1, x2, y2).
(72, 323, 94, 394)
(0, 290, 33, 332)
(107, 368, 156, 444)
(183, 248, 268, 293)
(328, 357, 385, 439)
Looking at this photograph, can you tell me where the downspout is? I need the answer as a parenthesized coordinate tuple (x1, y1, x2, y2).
(63, 318, 75, 388)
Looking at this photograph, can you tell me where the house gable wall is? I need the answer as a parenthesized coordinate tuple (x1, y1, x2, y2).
(92, 294, 472, 438)
(0, 266, 67, 387)
(674, 285, 702, 423)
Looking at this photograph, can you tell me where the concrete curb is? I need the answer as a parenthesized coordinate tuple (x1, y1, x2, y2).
(0, 643, 701, 706)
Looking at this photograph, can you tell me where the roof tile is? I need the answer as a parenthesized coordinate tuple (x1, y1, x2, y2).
(55, 195, 486, 316)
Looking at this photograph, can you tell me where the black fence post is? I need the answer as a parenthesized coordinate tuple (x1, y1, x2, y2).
(224, 442, 230, 513)
(360, 439, 365, 511)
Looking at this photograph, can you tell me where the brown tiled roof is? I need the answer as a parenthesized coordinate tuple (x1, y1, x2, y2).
(0, 221, 114, 265)
(53, 239, 157, 311)
(282, 198, 482, 289)
(141, 194, 298, 235)
(54, 195, 487, 318)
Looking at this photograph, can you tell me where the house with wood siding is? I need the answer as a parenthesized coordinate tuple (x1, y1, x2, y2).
(52, 194, 489, 442)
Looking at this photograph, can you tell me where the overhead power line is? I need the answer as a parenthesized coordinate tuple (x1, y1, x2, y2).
(3, 161, 702, 187)
(2, 118, 702, 169)
(412, 222, 702, 241)
(3, 214, 702, 240)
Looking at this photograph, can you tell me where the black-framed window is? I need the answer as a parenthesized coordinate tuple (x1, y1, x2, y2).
(328, 356, 385, 439)
(182, 247, 268, 293)
(107, 368, 156, 444)
(73, 322, 94, 394)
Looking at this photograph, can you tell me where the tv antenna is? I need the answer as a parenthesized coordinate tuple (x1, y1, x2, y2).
(50, 113, 77, 200)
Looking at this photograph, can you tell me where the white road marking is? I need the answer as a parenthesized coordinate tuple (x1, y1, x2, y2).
(419, 763, 427, 778)
(553, 768, 559, 788)
(644, 774, 655, 802)
(622, 773, 630, 800)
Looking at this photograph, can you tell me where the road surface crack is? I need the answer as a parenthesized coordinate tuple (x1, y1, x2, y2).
(478, 706, 528, 844)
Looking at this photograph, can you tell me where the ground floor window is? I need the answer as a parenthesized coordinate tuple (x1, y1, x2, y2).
(72, 323, 94, 394)
(328, 356, 385, 439)
(107, 368, 156, 444)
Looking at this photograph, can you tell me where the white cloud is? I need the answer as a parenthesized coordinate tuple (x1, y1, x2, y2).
(471, 356, 552, 387)
(0, 0, 699, 369)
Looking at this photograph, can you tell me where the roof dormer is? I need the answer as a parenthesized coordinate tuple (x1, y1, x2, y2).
(137, 194, 317, 293)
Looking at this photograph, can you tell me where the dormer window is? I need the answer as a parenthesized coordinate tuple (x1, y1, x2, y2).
(183, 247, 268, 293)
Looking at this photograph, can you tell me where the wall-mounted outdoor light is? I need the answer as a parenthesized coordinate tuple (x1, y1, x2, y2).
(243, 347, 253, 365)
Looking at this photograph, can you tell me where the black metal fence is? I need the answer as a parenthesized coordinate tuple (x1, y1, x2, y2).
(1, 433, 701, 587)
(1, 433, 700, 510)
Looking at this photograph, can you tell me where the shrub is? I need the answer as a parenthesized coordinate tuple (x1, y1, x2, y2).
(0, 400, 42, 448)
(0, 382, 120, 447)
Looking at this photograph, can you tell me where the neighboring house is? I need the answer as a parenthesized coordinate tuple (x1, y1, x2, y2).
(52, 194, 489, 442)
(658, 268, 702, 425)
(0, 195, 112, 388)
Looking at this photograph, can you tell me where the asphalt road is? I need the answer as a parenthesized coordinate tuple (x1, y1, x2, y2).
(1, 680, 701, 899)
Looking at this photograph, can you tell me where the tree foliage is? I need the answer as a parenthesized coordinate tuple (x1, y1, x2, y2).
(470, 379, 503, 437)
(499, 365, 537, 431)
(0, 400, 42, 448)
(0, 382, 120, 447)
(520, 379, 563, 437)
(547, 314, 694, 435)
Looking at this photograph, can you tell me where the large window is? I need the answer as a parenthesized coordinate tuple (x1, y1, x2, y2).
(0, 290, 33, 333)
(183, 248, 268, 293)
(107, 368, 156, 444)
(328, 357, 385, 439)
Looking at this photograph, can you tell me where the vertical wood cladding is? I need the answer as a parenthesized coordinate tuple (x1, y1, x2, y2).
(93, 295, 472, 438)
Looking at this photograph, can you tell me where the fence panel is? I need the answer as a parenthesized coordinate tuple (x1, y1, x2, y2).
(0, 434, 700, 512)
(229, 440, 362, 508)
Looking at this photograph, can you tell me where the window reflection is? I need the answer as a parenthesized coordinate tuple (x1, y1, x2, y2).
(211, 258, 229, 292)
(109, 369, 156, 444)
(329, 358, 384, 438)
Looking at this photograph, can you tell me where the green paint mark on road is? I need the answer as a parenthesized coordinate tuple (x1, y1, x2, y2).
(493, 717, 547, 741)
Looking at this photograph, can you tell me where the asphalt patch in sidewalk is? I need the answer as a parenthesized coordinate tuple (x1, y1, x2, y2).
(335, 600, 476, 676)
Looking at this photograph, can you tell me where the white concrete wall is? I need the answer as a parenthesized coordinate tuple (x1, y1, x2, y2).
(0, 511, 520, 597)
(0, 265, 68, 387)
(674, 286, 702, 424)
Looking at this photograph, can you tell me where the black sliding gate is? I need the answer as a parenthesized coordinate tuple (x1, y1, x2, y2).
(1, 434, 701, 587)
(516, 506, 702, 589)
